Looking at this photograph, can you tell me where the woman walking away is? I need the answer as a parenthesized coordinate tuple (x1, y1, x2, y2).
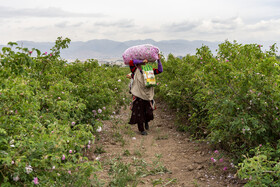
(128, 54, 163, 135)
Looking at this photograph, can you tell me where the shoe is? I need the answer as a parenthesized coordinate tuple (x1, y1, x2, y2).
(141, 131, 148, 135)
(145, 122, 149, 130)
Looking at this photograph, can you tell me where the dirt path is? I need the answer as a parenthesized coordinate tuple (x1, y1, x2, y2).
(89, 100, 244, 187)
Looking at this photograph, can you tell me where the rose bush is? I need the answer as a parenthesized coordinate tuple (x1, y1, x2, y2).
(0, 37, 130, 186)
(156, 40, 280, 185)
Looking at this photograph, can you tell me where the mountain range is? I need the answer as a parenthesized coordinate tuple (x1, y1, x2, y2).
(0, 39, 220, 61)
(1, 39, 277, 61)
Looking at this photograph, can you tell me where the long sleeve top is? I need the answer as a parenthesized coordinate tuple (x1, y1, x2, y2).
(129, 59, 163, 79)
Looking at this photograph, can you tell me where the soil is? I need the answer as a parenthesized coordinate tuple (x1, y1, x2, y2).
(88, 100, 246, 187)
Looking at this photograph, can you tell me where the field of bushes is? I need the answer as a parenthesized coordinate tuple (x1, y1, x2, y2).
(156, 41, 280, 186)
(0, 37, 130, 186)
(1, 37, 280, 186)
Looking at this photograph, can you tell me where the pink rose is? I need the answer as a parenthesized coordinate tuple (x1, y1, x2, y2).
(33, 177, 39, 185)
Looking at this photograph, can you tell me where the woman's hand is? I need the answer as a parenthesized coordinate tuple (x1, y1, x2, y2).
(143, 59, 148, 63)
(126, 73, 132, 79)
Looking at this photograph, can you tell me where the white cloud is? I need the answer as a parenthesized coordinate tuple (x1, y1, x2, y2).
(94, 19, 135, 29)
(55, 21, 84, 28)
(0, 0, 280, 44)
(163, 21, 199, 33)
(0, 6, 105, 18)
(246, 18, 280, 31)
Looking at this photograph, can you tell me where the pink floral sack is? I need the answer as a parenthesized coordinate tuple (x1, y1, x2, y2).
(122, 44, 160, 65)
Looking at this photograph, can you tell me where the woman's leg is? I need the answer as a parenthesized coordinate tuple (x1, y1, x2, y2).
(145, 121, 149, 130)
(137, 123, 144, 132)
(137, 123, 147, 135)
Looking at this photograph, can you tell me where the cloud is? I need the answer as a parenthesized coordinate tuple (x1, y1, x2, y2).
(246, 18, 280, 31)
(162, 17, 243, 36)
(258, 0, 280, 8)
(94, 19, 135, 29)
(138, 27, 161, 34)
(163, 21, 199, 32)
(0, 6, 105, 18)
(55, 22, 68, 28)
(209, 17, 243, 31)
(55, 21, 84, 28)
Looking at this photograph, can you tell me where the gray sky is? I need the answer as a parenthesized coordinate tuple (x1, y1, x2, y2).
(0, 0, 280, 44)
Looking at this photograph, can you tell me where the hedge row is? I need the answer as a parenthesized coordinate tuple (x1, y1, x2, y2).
(0, 37, 130, 186)
(156, 41, 280, 186)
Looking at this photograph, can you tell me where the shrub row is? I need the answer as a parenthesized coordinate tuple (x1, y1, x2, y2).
(156, 41, 280, 186)
(0, 37, 130, 186)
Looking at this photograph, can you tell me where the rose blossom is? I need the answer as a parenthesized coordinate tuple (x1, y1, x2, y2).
(33, 177, 39, 185)
(96, 126, 102, 132)
(25, 165, 33, 174)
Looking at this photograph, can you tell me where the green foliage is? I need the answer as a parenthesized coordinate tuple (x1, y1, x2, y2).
(94, 145, 106, 154)
(156, 40, 280, 185)
(152, 178, 177, 186)
(238, 143, 280, 186)
(108, 160, 139, 187)
(107, 155, 170, 186)
(123, 149, 131, 156)
(0, 37, 130, 185)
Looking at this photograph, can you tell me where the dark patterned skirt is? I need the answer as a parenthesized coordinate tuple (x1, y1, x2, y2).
(129, 97, 154, 124)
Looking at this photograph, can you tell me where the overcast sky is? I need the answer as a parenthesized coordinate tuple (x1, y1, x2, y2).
(0, 0, 280, 44)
